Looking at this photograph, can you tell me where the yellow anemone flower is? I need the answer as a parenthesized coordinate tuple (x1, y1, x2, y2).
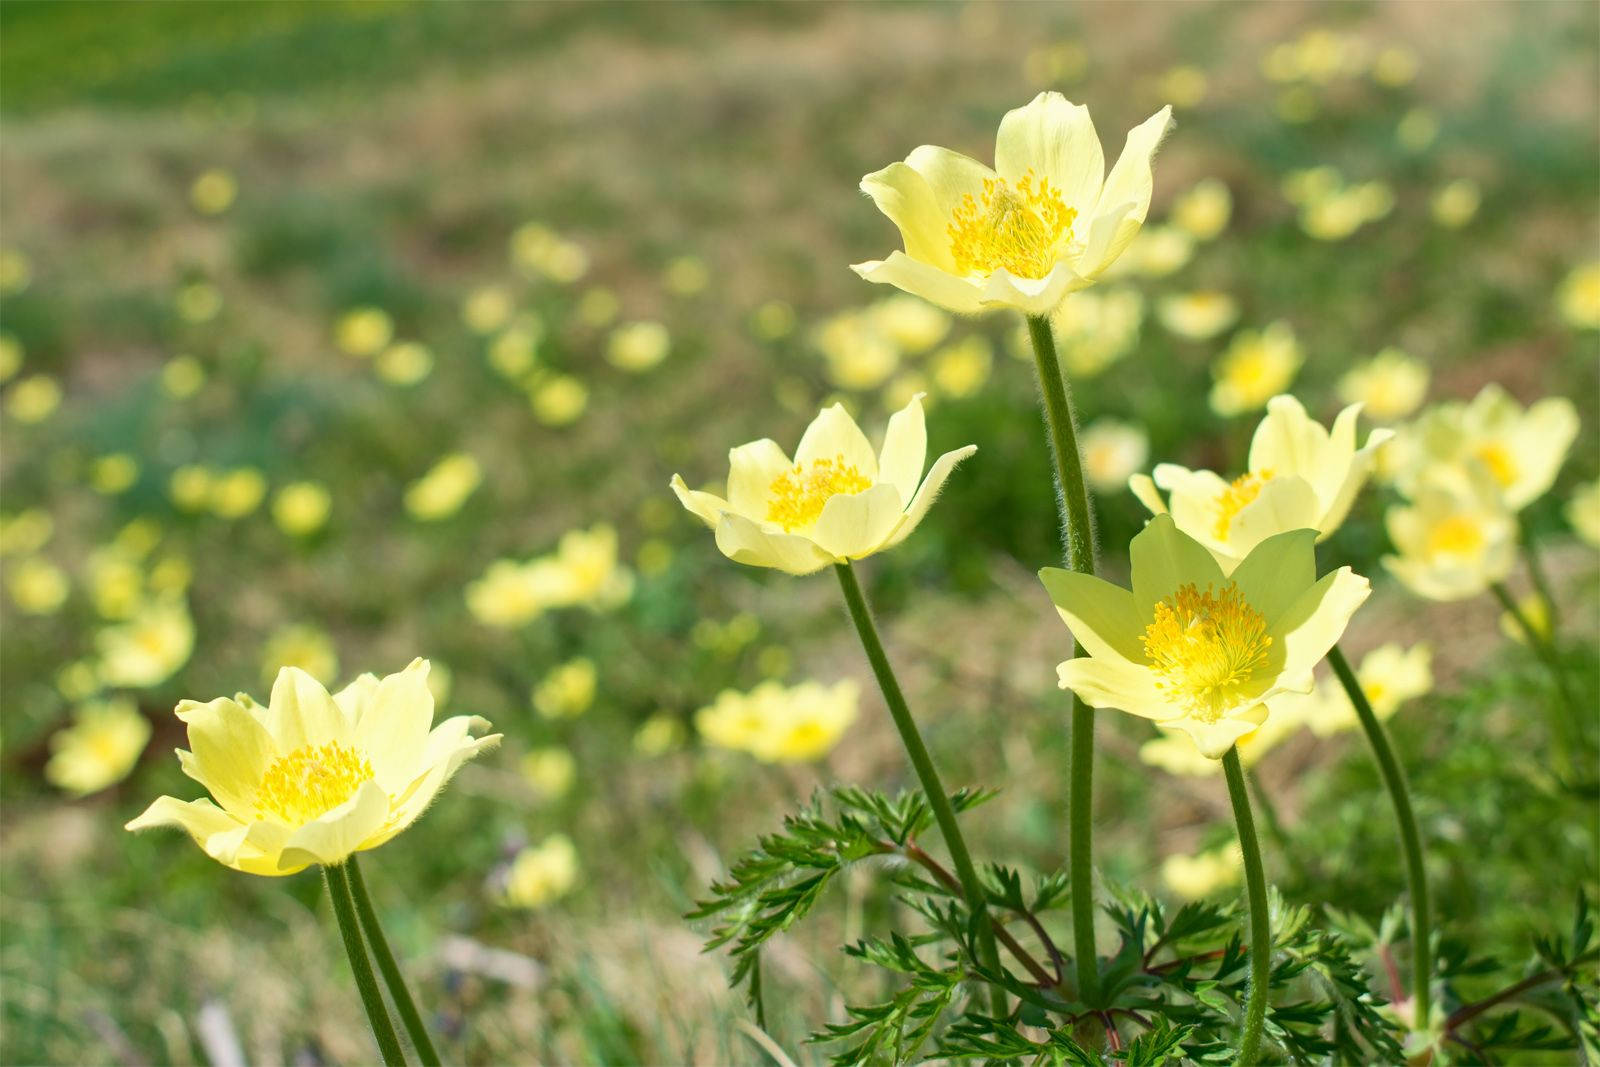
(1336, 348, 1429, 423)
(1157, 290, 1237, 341)
(126, 661, 499, 875)
(695, 679, 859, 763)
(1209, 322, 1303, 416)
(1382, 473, 1515, 601)
(1389, 385, 1579, 512)
(47, 697, 151, 796)
(503, 834, 579, 909)
(272, 481, 332, 537)
(532, 658, 597, 720)
(1161, 845, 1242, 899)
(404, 453, 482, 521)
(671, 395, 976, 575)
(1080, 418, 1149, 494)
(1558, 262, 1600, 330)
(853, 92, 1173, 316)
(1042, 515, 1369, 758)
(97, 597, 194, 688)
(1130, 395, 1392, 572)
(1172, 178, 1232, 242)
(1567, 480, 1600, 548)
(1282, 642, 1433, 737)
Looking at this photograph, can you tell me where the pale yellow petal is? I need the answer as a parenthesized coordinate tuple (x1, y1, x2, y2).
(1170, 705, 1269, 760)
(353, 659, 436, 792)
(903, 144, 997, 219)
(713, 512, 834, 575)
(852, 252, 986, 316)
(1057, 657, 1167, 719)
(727, 439, 793, 519)
(877, 394, 929, 505)
(1039, 567, 1146, 663)
(860, 161, 956, 270)
(173, 697, 278, 818)
(376, 733, 502, 845)
(793, 404, 878, 479)
(811, 483, 905, 559)
(977, 260, 1083, 316)
(994, 92, 1105, 215)
(276, 778, 391, 870)
(332, 673, 381, 724)
(1091, 106, 1174, 264)
(1273, 566, 1370, 679)
(1129, 473, 1168, 516)
(1130, 515, 1225, 618)
(881, 444, 977, 549)
(1227, 528, 1317, 630)
(1223, 476, 1321, 559)
(265, 666, 348, 753)
(669, 474, 730, 528)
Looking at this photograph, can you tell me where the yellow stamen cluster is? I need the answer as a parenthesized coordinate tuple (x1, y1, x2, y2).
(1426, 515, 1484, 557)
(766, 455, 871, 532)
(255, 742, 376, 825)
(947, 170, 1076, 280)
(1212, 470, 1274, 540)
(1142, 582, 1272, 722)
(1472, 442, 1517, 488)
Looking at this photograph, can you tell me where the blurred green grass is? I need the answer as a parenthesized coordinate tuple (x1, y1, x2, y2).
(1, 2, 1597, 1063)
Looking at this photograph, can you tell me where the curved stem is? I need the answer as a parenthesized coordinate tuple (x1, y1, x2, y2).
(834, 562, 1005, 1017)
(1490, 581, 1586, 763)
(1222, 748, 1270, 1065)
(1328, 645, 1431, 1031)
(1025, 313, 1100, 1005)
(324, 864, 406, 1066)
(347, 856, 442, 1067)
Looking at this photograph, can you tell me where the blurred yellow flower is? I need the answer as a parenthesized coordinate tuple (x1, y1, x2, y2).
(0, 247, 32, 294)
(0, 334, 20, 383)
(696, 679, 859, 763)
(175, 282, 222, 324)
(97, 596, 194, 688)
(1034, 287, 1144, 377)
(871, 294, 951, 355)
(664, 254, 710, 296)
(114, 518, 161, 559)
(815, 310, 900, 391)
(211, 468, 267, 519)
(1141, 704, 1303, 777)
(127, 660, 499, 875)
(1158, 65, 1208, 108)
(1080, 418, 1149, 493)
(544, 524, 634, 610)
(465, 559, 558, 628)
(148, 554, 192, 595)
(672, 395, 976, 575)
(1132, 395, 1390, 570)
(272, 481, 332, 536)
(1172, 179, 1232, 241)
(334, 307, 393, 358)
(1337, 348, 1429, 422)
(503, 834, 579, 909)
(90, 454, 140, 494)
(1161, 845, 1242, 899)
(404, 453, 481, 521)
(636, 538, 673, 577)
(47, 698, 151, 797)
(1297, 642, 1433, 736)
(462, 286, 514, 334)
(5, 375, 62, 423)
(1209, 322, 1302, 416)
(1396, 108, 1440, 152)
(1430, 179, 1481, 229)
(751, 300, 796, 341)
(262, 624, 340, 686)
(633, 714, 685, 757)
(511, 222, 589, 283)
(855, 92, 1173, 316)
(1558, 261, 1600, 330)
(532, 658, 597, 720)
(577, 287, 620, 328)
(1157, 290, 1237, 341)
(606, 321, 671, 372)
(1114, 226, 1194, 279)
(881, 371, 930, 413)
(57, 660, 102, 702)
(930, 336, 993, 399)
(189, 168, 237, 215)
(1498, 593, 1552, 648)
(529, 375, 588, 427)
(1042, 516, 1369, 757)
(0, 509, 53, 556)
(169, 465, 215, 512)
(1383, 473, 1515, 601)
(162, 355, 206, 398)
(1567, 480, 1600, 547)
(87, 548, 144, 619)
(520, 746, 576, 799)
(1389, 385, 1578, 511)
(8, 557, 69, 614)
(1371, 45, 1419, 88)
(375, 341, 434, 386)
(488, 324, 540, 379)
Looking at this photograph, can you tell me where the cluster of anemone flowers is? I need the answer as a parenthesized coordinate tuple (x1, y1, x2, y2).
(111, 88, 1595, 1066)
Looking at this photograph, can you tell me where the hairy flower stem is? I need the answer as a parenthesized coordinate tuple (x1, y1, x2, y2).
(1222, 748, 1270, 1065)
(1328, 645, 1431, 1031)
(347, 856, 442, 1067)
(1490, 581, 1587, 763)
(1025, 313, 1100, 1005)
(834, 562, 1005, 1017)
(325, 863, 407, 1066)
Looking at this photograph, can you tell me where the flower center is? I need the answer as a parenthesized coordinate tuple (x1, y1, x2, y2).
(1426, 515, 1484, 557)
(1142, 582, 1273, 722)
(255, 741, 375, 824)
(1472, 442, 1517, 488)
(947, 170, 1077, 280)
(1212, 470, 1274, 540)
(765, 455, 872, 532)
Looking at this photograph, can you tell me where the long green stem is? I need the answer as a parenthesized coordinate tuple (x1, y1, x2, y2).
(1222, 748, 1270, 1064)
(1490, 581, 1586, 761)
(325, 864, 407, 1066)
(1518, 513, 1560, 631)
(1328, 645, 1431, 1031)
(347, 856, 442, 1067)
(834, 562, 1005, 1016)
(1025, 314, 1100, 1005)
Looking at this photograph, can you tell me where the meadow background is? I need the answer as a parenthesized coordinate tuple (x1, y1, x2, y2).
(1, 2, 1597, 1064)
